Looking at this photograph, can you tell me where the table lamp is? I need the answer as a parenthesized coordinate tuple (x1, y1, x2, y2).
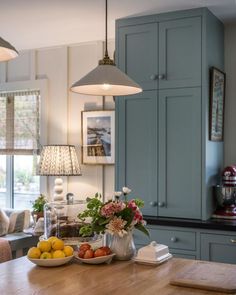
(38, 145, 82, 201)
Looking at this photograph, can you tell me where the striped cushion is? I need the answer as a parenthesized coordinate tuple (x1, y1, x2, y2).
(0, 209, 10, 236)
(4, 209, 31, 233)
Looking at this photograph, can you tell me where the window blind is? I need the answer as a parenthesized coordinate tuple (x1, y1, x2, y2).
(0, 90, 40, 155)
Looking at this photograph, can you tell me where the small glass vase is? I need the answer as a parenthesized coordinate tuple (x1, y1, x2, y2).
(109, 231, 136, 261)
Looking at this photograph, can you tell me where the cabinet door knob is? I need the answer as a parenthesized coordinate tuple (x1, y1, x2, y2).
(171, 237, 178, 243)
(150, 74, 158, 80)
(149, 201, 157, 207)
(230, 239, 236, 243)
(158, 202, 165, 207)
(158, 74, 165, 80)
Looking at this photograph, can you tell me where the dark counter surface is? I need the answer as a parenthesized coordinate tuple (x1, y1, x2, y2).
(145, 216, 236, 231)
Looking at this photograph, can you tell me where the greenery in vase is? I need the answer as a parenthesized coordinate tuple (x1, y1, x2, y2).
(31, 194, 47, 213)
(78, 188, 149, 238)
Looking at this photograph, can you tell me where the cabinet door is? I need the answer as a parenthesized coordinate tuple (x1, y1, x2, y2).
(117, 23, 158, 91)
(201, 234, 236, 264)
(158, 88, 201, 219)
(115, 91, 158, 216)
(159, 17, 201, 89)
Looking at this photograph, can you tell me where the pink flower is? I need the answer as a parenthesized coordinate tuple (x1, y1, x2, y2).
(100, 201, 125, 218)
(128, 200, 137, 211)
(134, 209, 143, 223)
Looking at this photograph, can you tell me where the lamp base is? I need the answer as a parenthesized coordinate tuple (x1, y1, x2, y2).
(53, 177, 64, 201)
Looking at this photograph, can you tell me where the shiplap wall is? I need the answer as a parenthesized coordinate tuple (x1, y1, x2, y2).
(0, 40, 115, 201)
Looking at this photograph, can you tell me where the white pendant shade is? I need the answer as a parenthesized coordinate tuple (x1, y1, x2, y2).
(70, 64, 142, 96)
(0, 37, 18, 62)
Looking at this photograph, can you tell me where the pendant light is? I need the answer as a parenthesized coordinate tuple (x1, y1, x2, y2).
(70, 0, 142, 96)
(0, 37, 18, 62)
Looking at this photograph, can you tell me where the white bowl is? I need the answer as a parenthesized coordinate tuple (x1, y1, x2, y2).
(28, 255, 74, 267)
(74, 253, 115, 265)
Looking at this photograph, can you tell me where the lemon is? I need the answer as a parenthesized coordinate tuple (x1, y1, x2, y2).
(27, 247, 41, 259)
(40, 252, 52, 259)
(63, 245, 73, 257)
(51, 238, 64, 250)
(47, 236, 58, 246)
(52, 250, 65, 259)
(37, 240, 51, 252)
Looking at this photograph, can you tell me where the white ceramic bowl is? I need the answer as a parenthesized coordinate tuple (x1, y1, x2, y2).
(28, 255, 74, 267)
(74, 253, 115, 265)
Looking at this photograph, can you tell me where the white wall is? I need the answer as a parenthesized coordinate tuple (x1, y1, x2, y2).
(0, 40, 115, 201)
(224, 23, 236, 166)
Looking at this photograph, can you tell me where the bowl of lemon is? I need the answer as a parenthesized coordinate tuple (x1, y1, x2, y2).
(27, 236, 74, 267)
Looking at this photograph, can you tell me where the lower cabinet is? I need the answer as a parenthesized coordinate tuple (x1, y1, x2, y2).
(134, 225, 236, 264)
(201, 233, 236, 264)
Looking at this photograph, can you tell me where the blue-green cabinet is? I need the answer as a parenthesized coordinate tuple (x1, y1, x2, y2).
(116, 8, 224, 220)
(159, 17, 201, 89)
(117, 16, 201, 91)
(118, 24, 158, 91)
(116, 91, 158, 216)
(158, 88, 202, 219)
(201, 233, 236, 264)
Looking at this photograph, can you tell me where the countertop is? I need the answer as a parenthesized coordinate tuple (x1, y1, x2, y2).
(0, 256, 234, 295)
(145, 216, 236, 231)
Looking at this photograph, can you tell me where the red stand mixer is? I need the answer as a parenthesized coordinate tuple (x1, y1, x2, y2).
(212, 166, 236, 219)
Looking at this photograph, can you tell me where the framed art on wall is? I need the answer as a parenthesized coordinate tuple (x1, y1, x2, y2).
(81, 110, 115, 164)
(209, 67, 225, 141)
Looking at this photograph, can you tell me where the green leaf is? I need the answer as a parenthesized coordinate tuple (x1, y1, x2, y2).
(133, 199, 144, 208)
(79, 224, 93, 237)
(116, 207, 134, 227)
(135, 223, 150, 237)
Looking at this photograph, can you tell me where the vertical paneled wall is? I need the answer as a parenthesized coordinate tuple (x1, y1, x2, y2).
(0, 40, 115, 201)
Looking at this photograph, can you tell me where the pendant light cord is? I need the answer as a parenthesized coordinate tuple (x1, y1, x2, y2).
(99, 0, 114, 65)
(105, 0, 108, 58)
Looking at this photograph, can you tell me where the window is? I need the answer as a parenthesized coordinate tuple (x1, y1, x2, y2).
(0, 90, 40, 209)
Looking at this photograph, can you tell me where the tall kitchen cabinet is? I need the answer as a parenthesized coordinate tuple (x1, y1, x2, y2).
(115, 8, 224, 220)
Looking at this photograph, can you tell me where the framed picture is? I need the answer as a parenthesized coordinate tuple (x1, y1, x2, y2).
(209, 67, 226, 141)
(81, 110, 115, 164)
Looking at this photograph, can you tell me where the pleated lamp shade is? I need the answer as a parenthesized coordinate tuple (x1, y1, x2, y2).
(0, 37, 18, 62)
(38, 145, 82, 176)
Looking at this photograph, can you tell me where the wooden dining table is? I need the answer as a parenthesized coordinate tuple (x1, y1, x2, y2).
(0, 256, 234, 295)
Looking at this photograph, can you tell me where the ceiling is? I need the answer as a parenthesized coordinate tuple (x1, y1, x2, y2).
(1, 0, 236, 50)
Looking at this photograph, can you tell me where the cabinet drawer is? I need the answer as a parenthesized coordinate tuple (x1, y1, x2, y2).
(134, 228, 196, 251)
(171, 252, 196, 260)
(201, 233, 236, 264)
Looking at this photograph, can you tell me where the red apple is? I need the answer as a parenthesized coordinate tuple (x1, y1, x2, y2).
(78, 250, 85, 258)
(79, 243, 91, 252)
(94, 248, 107, 257)
(99, 246, 111, 255)
(84, 249, 94, 259)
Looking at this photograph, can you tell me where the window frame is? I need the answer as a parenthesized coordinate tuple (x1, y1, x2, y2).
(0, 79, 49, 202)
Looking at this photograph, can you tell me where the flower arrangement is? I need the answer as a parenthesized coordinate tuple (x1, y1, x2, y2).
(78, 187, 149, 238)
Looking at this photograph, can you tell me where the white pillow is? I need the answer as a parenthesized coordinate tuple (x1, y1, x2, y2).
(8, 209, 31, 233)
(0, 209, 10, 236)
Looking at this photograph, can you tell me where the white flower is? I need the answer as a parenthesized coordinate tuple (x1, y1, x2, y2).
(122, 187, 132, 195)
(114, 191, 122, 197)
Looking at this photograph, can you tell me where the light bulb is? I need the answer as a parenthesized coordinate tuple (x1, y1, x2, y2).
(101, 83, 112, 90)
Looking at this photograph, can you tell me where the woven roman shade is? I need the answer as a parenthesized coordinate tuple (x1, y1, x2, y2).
(0, 90, 40, 155)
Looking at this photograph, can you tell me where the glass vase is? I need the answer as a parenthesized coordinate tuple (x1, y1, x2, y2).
(109, 231, 136, 260)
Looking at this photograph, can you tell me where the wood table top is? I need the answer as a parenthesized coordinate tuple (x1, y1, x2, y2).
(0, 257, 234, 295)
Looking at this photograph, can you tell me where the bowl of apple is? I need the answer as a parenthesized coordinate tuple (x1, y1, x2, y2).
(74, 243, 115, 264)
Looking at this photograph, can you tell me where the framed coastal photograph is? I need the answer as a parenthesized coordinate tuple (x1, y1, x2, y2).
(209, 67, 226, 141)
(81, 110, 115, 164)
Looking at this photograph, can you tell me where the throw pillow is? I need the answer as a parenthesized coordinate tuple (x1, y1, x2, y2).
(7, 209, 31, 233)
(0, 209, 10, 236)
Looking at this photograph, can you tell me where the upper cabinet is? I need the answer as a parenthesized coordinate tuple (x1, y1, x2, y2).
(115, 8, 224, 220)
(117, 16, 201, 91)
